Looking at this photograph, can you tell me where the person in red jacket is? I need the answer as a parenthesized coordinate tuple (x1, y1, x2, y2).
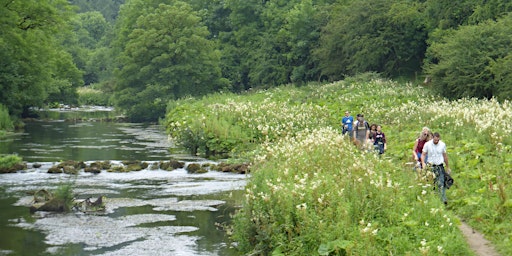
(412, 127, 432, 169)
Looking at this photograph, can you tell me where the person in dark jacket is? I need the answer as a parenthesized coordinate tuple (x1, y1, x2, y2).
(373, 125, 387, 154)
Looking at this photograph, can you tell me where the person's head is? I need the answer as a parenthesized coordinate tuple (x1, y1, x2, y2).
(370, 124, 377, 131)
(345, 111, 350, 117)
(432, 132, 441, 144)
(420, 127, 430, 140)
(376, 125, 382, 132)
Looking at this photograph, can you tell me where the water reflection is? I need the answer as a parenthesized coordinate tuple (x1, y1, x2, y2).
(0, 121, 174, 162)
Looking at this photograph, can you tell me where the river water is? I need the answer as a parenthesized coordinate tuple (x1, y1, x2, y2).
(0, 108, 247, 256)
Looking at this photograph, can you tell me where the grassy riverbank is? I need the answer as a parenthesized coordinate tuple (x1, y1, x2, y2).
(164, 77, 512, 255)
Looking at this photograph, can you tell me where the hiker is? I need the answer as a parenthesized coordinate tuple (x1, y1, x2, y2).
(353, 114, 370, 148)
(368, 123, 377, 145)
(412, 127, 432, 169)
(421, 132, 451, 205)
(373, 125, 387, 154)
(341, 111, 354, 137)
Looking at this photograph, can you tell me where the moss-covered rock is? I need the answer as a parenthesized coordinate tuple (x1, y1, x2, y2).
(84, 166, 101, 174)
(126, 163, 146, 172)
(0, 154, 26, 173)
(90, 161, 111, 170)
(215, 162, 250, 174)
(186, 163, 208, 174)
(57, 160, 86, 169)
(159, 160, 185, 171)
(47, 166, 63, 174)
(30, 198, 69, 213)
(63, 165, 78, 174)
(169, 160, 185, 169)
(108, 166, 127, 172)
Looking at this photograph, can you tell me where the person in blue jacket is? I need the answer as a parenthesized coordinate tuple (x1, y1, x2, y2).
(341, 111, 354, 137)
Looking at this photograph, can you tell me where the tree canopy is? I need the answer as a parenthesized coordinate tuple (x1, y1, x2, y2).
(0, 0, 82, 117)
(113, 1, 227, 122)
(1, 0, 511, 122)
(425, 13, 512, 100)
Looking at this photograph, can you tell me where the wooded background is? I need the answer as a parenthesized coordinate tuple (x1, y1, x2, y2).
(1, 0, 511, 121)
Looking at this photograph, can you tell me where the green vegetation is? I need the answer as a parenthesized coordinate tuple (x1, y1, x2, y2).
(425, 13, 512, 101)
(53, 183, 75, 212)
(1, 0, 83, 117)
(77, 85, 112, 106)
(3, 0, 512, 122)
(112, 1, 228, 122)
(164, 77, 512, 255)
(0, 104, 13, 134)
(0, 154, 23, 173)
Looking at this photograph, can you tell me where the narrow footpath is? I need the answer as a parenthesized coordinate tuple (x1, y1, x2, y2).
(459, 221, 500, 256)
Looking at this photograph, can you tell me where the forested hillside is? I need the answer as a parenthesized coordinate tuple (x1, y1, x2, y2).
(1, 0, 511, 123)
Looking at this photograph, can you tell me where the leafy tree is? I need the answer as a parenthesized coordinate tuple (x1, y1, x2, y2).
(65, 11, 111, 85)
(468, 0, 512, 24)
(69, 0, 125, 22)
(314, 0, 427, 80)
(0, 0, 82, 116)
(423, 0, 478, 30)
(113, 1, 227, 122)
(220, 0, 266, 91)
(249, 0, 330, 86)
(424, 13, 512, 101)
(221, 0, 335, 89)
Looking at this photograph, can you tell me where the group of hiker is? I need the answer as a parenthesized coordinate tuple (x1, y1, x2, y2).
(340, 111, 387, 154)
(340, 111, 452, 205)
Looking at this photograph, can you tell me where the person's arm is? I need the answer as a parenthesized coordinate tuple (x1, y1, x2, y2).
(383, 133, 387, 150)
(443, 152, 450, 173)
(412, 139, 419, 160)
(421, 150, 427, 168)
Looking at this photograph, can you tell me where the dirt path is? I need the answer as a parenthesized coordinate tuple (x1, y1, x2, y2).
(459, 221, 500, 256)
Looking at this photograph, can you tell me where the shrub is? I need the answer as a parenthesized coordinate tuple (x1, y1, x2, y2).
(77, 85, 111, 106)
(425, 13, 512, 101)
(53, 183, 75, 212)
(0, 154, 23, 173)
(0, 104, 13, 131)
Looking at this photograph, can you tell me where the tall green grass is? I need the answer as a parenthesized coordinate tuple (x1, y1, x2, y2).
(233, 128, 470, 255)
(0, 154, 23, 173)
(77, 85, 112, 106)
(0, 104, 14, 133)
(164, 77, 512, 255)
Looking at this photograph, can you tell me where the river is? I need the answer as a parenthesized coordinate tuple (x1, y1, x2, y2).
(0, 108, 247, 256)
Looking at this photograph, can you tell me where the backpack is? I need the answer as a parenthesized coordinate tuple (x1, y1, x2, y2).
(354, 120, 370, 130)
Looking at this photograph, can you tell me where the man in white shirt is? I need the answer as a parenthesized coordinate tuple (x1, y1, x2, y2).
(421, 132, 451, 205)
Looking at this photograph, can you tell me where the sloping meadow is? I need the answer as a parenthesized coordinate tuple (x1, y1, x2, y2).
(164, 79, 512, 255)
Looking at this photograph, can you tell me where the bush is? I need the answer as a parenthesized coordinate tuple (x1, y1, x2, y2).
(0, 154, 24, 173)
(53, 183, 75, 212)
(0, 104, 13, 131)
(77, 85, 111, 106)
(425, 13, 512, 101)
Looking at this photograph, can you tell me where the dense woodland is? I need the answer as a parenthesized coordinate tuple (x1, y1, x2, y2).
(1, 0, 512, 122)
